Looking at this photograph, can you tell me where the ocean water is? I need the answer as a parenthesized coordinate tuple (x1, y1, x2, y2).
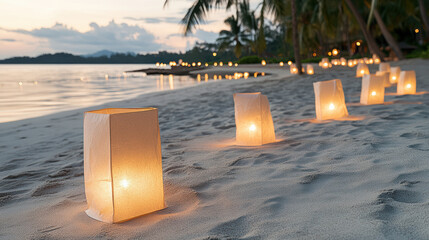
(0, 64, 209, 123)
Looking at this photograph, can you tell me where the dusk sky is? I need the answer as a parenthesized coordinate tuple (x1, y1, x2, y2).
(0, 0, 256, 59)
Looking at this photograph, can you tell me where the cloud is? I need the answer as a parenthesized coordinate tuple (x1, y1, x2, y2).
(124, 16, 216, 25)
(8, 20, 162, 54)
(168, 29, 218, 42)
(0, 38, 16, 42)
(124, 16, 182, 24)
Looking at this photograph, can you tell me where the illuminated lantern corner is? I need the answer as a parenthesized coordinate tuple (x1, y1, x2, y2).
(360, 74, 385, 105)
(389, 66, 401, 84)
(356, 63, 369, 77)
(397, 70, 416, 95)
(233, 93, 276, 146)
(313, 79, 349, 120)
(84, 108, 165, 223)
(376, 71, 391, 88)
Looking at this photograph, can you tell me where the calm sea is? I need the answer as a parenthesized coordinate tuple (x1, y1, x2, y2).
(0, 64, 207, 123)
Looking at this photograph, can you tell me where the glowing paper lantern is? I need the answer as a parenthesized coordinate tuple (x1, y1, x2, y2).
(348, 60, 354, 67)
(379, 63, 390, 72)
(397, 71, 416, 95)
(360, 74, 385, 105)
(233, 93, 276, 146)
(389, 66, 400, 84)
(290, 64, 298, 74)
(84, 108, 165, 223)
(376, 71, 391, 87)
(261, 60, 266, 66)
(313, 79, 349, 120)
(279, 62, 284, 66)
(306, 65, 314, 75)
(356, 63, 369, 77)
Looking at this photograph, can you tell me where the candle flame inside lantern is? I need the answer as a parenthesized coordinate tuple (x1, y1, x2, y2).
(371, 91, 376, 96)
(329, 103, 335, 110)
(392, 76, 396, 80)
(120, 179, 129, 188)
(406, 84, 412, 89)
(361, 70, 364, 74)
(249, 124, 256, 132)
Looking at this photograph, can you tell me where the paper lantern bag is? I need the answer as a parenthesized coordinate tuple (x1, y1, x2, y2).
(360, 74, 385, 105)
(313, 79, 349, 120)
(84, 108, 165, 223)
(233, 93, 276, 146)
(390, 67, 401, 84)
(376, 71, 391, 87)
(356, 63, 369, 77)
(397, 70, 416, 95)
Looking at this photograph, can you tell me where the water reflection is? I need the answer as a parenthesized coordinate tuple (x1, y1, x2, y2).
(168, 74, 174, 90)
(0, 64, 267, 123)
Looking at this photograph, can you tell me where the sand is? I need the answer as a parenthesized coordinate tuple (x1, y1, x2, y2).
(1, 59, 429, 239)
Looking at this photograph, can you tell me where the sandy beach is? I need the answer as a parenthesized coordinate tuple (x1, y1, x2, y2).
(1, 59, 429, 239)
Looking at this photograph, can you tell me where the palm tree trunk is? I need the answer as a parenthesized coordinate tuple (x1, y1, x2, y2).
(373, 8, 404, 59)
(291, 0, 302, 74)
(344, 0, 384, 60)
(419, 0, 429, 36)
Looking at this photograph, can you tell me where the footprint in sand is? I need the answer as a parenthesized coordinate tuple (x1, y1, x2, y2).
(407, 143, 429, 151)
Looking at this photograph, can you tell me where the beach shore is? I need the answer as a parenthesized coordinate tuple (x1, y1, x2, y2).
(1, 59, 428, 239)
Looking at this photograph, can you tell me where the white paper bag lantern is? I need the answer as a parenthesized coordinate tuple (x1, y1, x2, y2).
(306, 65, 314, 75)
(233, 93, 276, 146)
(360, 74, 385, 105)
(313, 79, 349, 120)
(389, 66, 401, 84)
(290, 64, 298, 74)
(356, 63, 369, 77)
(376, 71, 391, 87)
(84, 108, 165, 223)
(379, 63, 390, 72)
(321, 58, 330, 69)
(397, 71, 416, 95)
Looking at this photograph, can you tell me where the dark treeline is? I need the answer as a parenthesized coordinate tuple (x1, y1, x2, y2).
(0, 43, 236, 64)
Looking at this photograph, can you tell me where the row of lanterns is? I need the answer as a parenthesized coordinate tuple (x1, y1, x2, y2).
(83, 58, 418, 223)
(319, 54, 381, 69)
(156, 61, 241, 68)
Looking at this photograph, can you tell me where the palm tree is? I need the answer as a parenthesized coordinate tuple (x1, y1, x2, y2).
(418, 0, 429, 36)
(216, 15, 249, 58)
(344, 0, 384, 59)
(374, 12, 403, 59)
(164, 0, 238, 35)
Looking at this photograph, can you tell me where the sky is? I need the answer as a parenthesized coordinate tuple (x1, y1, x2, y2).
(0, 0, 245, 59)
